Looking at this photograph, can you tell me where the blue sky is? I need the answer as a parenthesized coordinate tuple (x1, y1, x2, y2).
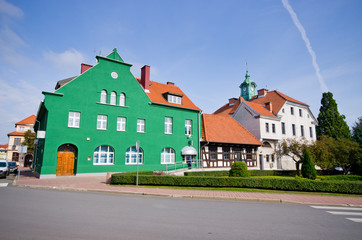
(0, 0, 361, 143)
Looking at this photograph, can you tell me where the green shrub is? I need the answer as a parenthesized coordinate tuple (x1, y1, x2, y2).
(111, 174, 362, 194)
(229, 161, 249, 177)
(184, 171, 229, 177)
(301, 150, 317, 180)
(321, 175, 362, 181)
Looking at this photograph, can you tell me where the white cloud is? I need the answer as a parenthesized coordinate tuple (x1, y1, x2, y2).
(0, 0, 23, 19)
(282, 0, 328, 92)
(43, 49, 86, 75)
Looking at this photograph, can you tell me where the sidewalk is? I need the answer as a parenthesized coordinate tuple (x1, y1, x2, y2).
(13, 170, 362, 207)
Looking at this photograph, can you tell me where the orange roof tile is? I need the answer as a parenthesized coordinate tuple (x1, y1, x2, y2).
(16, 115, 36, 125)
(0, 144, 8, 149)
(136, 79, 201, 111)
(246, 101, 276, 117)
(202, 114, 262, 145)
(7, 131, 25, 136)
(251, 91, 307, 114)
(213, 98, 238, 116)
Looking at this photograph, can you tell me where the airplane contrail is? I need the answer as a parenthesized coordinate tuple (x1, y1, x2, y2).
(282, 0, 328, 92)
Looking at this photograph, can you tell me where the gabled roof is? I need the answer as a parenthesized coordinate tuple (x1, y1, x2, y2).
(137, 79, 201, 111)
(16, 115, 36, 125)
(55, 76, 77, 90)
(214, 97, 276, 118)
(250, 90, 307, 114)
(202, 114, 262, 145)
(7, 131, 25, 136)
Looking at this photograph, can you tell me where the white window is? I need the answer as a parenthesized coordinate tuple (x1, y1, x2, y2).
(292, 124, 296, 136)
(265, 123, 269, 133)
(164, 117, 173, 134)
(161, 147, 175, 164)
(185, 119, 192, 136)
(291, 107, 294, 115)
(272, 123, 275, 133)
(119, 93, 125, 106)
(301, 125, 304, 137)
(93, 145, 114, 165)
(100, 90, 107, 104)
(310, 127, 313, 138)
(167, 95, 182, 104)
(68, 111, 80, 128)
(137, 119, 145, 133)
(97, 115, 107, 130)
(110, 91, 117, 105)
(19, 127, 24, 132)
(117, 117, 126, 131)
(299, 109, 303, 117)
(125, 146, 143, 164)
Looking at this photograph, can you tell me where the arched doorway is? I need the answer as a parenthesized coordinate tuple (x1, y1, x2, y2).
(24, 154, 33, 167)
(57, 144, 77, 176)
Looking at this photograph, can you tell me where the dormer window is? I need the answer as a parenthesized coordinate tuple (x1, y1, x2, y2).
(165, 93, 182, 104)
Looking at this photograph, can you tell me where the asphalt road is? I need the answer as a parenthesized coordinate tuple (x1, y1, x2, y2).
(0, 186, 361, 240)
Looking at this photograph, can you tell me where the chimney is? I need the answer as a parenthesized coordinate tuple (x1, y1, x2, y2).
(141, 65, 150, 92)
(257, 88, 268, 97)
(81, 63, 93, 74)
(167, 82, 174, 86)
(265, 102, 273, 112)
(228, 98, 237, 105)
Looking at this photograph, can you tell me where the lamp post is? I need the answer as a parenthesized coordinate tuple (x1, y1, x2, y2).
(136, 141, 140, 186)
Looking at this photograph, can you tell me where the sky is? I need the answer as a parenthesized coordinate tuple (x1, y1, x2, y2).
(0, 0, 361, 143)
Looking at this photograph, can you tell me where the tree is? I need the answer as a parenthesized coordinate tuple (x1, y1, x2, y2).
(301, 150, 317, 180)
(278, 138, 309, 175)
(22, 130, 36, 151)
(229, 161, 249, 177)
(311, 135, 361, 174)
(316, 92, 351, 140)
(352, 117, 362, 146)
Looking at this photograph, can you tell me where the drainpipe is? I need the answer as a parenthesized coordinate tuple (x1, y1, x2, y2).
(33, 119, 41, 173)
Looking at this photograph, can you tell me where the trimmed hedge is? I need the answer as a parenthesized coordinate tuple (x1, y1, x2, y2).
(184, 170, 341, 177)
(111, 174, 362, 194)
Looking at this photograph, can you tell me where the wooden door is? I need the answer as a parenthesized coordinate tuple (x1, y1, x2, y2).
(57, 145, 75, 176)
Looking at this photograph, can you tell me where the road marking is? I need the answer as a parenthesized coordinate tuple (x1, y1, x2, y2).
(326, 211, 362, 216)
(346, 218, 362, 223)
(0, 183, 8, 187)
(311, 206, 362, 211)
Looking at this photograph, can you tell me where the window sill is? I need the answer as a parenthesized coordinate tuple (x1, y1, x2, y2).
(97, 102, 129, 108)
(97, 129, 107, 131)
(93, 163, 114, 165)
(125, 163, 144, 165)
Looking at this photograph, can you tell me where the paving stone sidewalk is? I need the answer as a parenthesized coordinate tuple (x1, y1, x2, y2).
(13, 170, 362, 207)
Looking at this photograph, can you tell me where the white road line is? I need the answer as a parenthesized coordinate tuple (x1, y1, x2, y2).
(326, 211, 362, 216)
(0, 183, 8, 187)
(346, 218, 362, 223)
(311, 206, 362, 211)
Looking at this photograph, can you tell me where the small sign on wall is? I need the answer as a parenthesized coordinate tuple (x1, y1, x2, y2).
(37, 131, 46, 139)
(18, 145, 27, 154)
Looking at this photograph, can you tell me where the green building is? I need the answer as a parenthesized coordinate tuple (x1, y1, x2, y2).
(33, 49, 201, 178)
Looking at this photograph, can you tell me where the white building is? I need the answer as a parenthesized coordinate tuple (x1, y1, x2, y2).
(214, 71, 317, 170)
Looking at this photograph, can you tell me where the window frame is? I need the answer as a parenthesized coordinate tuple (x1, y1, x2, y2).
(93, 145, 114, 165)
(291, 107, 294, 115)
(97, 115, 108, 130)
(185, 119, 192, 136)
(310, 127, 313, 138)
(119, 93, 125, 107)
(68, 111, 80, 128)
(299, 109, 302, 117)
(100, 90, 107, 104)
(292, 124, 296, 136)
(137, 119, 145, 133)
(301, 125, 304, 137)
(281, 122, 286, 135)
(125, 146, 143, 165)
(272, 123, 275, 133)
(164, 117, 173, 134)
(265, 123, 269, 133)
(117, 117, 126, 132)
(110, 91, 117, 105)
(14, 138, 21, 146)
(161, 147, 175, 164)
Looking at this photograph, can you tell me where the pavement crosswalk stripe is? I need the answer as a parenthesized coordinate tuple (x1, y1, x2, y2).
(311, 206, 362, 211)
(326, 211, 362, 216)
(346, 218, 362, 223)
(0, 183, 8, 187)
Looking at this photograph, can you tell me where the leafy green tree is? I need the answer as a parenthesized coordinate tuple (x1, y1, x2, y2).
(352, 117, 362, 146)
(22, 130, 36, 151)
(229, 161, 249, 177)
(311, 135, 361, 174)
(316, 92, 351, 140)
(278, 138, 309, 175)
(301, 150, 317, 180)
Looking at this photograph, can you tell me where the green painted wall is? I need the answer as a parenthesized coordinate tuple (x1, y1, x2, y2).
(35, 52, 200, 176)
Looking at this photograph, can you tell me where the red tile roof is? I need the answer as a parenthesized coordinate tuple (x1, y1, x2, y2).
(0, 144, 8, 149)
(7, 131, 25, 136)
(137, 79, 201, 111)
(250, 90, 307, 114)
(202, 114, 262, 145)
(214, 97, 276, 118)
(16, 115, 36, 125)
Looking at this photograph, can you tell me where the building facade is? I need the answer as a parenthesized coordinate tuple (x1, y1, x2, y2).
(6, 115, 36, 165)
(33, 49, 201, 178)
(214, 71, 317, 170)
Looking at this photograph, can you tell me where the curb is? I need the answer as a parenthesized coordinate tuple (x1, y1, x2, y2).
(13, 183, 362, 207)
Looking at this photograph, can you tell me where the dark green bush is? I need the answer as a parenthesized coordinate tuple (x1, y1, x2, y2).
(184, 171, 229, 177)
(301, 150, 317, 180)
(111, 174, 362, 194)
(321, 175, 362, 181)
(229, 162, 249, 177)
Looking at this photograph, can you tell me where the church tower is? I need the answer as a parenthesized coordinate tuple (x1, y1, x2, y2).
(239, 69, 257, 101)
